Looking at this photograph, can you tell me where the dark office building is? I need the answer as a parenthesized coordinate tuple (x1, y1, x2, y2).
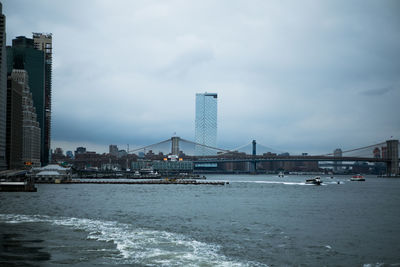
(0, 3, 7, 170)
(7, 34, 52, 166)
(6, 77, 23, 169)
(33, 33, 52, 166)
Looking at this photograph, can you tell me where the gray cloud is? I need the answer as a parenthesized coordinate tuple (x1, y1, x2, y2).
(3, 0, 400, 155)
(361, 86, 395, 96)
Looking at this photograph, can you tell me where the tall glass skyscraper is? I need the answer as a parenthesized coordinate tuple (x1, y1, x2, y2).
(0, 3, 7, 170)
(7, 34, 52, 166)
(195, 93, 217, 156)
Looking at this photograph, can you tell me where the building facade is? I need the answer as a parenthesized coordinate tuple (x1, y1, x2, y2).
(11, 70, 41, 167)
(7, 35, 51, 166)
(6, 76, 23, 169)
(0, 3, 6, 170)
(195, 93, 217, 156)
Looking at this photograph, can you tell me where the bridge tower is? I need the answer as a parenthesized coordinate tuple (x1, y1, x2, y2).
(171, 136, 180, 156)
(386, 139, 399, 176)
(252, 140, 257, 173)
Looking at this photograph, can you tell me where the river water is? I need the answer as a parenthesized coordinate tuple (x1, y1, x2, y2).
(0, 174, 399, 266)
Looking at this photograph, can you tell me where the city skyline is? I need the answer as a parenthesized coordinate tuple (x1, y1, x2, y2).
(2, 0, 400, 155)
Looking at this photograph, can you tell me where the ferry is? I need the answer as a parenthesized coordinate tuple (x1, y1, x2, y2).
(350, 175, 365, 181)
(305, 176, 322, 185)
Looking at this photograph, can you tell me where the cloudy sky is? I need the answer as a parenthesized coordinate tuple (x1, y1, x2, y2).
(3, 0, 400, 154)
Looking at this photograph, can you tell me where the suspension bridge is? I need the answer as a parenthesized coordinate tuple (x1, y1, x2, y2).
(126, 137, 399, 176)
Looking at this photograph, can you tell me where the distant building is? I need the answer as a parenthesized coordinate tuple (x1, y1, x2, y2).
(109, 145, 118, 157)
(7, 36, 48, 165)
(66, 151, 73, 159)
(0, 3, 7, 170)
(101, 163, 121, 171)
(118, 149, 127, 158)
(54, 147, 63, 156)
(75, 147, 86, 156)
(333, 148, 342, 173)
(195, 92, 217, 155)
(131, 160, 193, 173)
(32, 33, 52, 167)
(6, 33, 52, 166)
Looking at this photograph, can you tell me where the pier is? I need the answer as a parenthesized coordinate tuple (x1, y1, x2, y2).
(37, 179, 228, 185)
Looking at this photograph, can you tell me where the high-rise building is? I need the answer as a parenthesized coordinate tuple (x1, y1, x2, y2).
(7, 35, 48, 165)
(11, 70, 41, 167)
(195, 92, 217, 156)
(33, 33, 52, 166)
(0, 3, 7, 170)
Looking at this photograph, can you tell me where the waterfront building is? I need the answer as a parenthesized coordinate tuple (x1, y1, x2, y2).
(31, 164, 71, 182)
(0, 3, 6, 170)
(7, 33, 52, 166)
(101, 163, 121, 171)
(7, 36, 45, 165)
(131, 160, 193, 173)
(195, 92, 218, 156)
(5, 76, 23, 169)
(11, 70, 41, 167)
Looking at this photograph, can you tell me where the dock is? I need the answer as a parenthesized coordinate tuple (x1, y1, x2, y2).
(0, 181, 37, 192)
(38, 179, 228, 185)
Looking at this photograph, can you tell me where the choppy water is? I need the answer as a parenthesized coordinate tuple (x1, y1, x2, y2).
(1, 175, 399, 266)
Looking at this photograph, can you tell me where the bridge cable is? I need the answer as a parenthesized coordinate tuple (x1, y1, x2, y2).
(128, 138, 171, 154)
(321, 142, 386, 156)
(179, 138, 231, 153)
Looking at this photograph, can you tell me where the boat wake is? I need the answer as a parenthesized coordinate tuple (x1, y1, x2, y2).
(231, 180, 309, 186)
(0, 213, 266, 266)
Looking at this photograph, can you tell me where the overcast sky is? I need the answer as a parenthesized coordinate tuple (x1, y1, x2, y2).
(3, 0, 400, 154)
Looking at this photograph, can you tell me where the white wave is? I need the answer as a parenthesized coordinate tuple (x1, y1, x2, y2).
(363, 263, 387, 267)
(237, 180, 309, 186)
(0, 213, 266, 267)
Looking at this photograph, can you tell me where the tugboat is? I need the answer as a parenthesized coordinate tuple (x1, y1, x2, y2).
(350, 174, 365, 181)
(305, 176, 322, 185)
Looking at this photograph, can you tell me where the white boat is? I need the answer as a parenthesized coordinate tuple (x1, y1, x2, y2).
(278, 172, 284, 178)
(350, 175, 365, 181)
(305, 176, 322, 185)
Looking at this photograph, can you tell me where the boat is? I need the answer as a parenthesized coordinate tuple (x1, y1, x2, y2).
(305, 176, 322, 185)
(350, 175, 365, 181)
(278, 172, 284, 178)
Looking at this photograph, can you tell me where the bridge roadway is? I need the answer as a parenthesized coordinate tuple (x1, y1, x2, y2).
(192, 155, 388, 164)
